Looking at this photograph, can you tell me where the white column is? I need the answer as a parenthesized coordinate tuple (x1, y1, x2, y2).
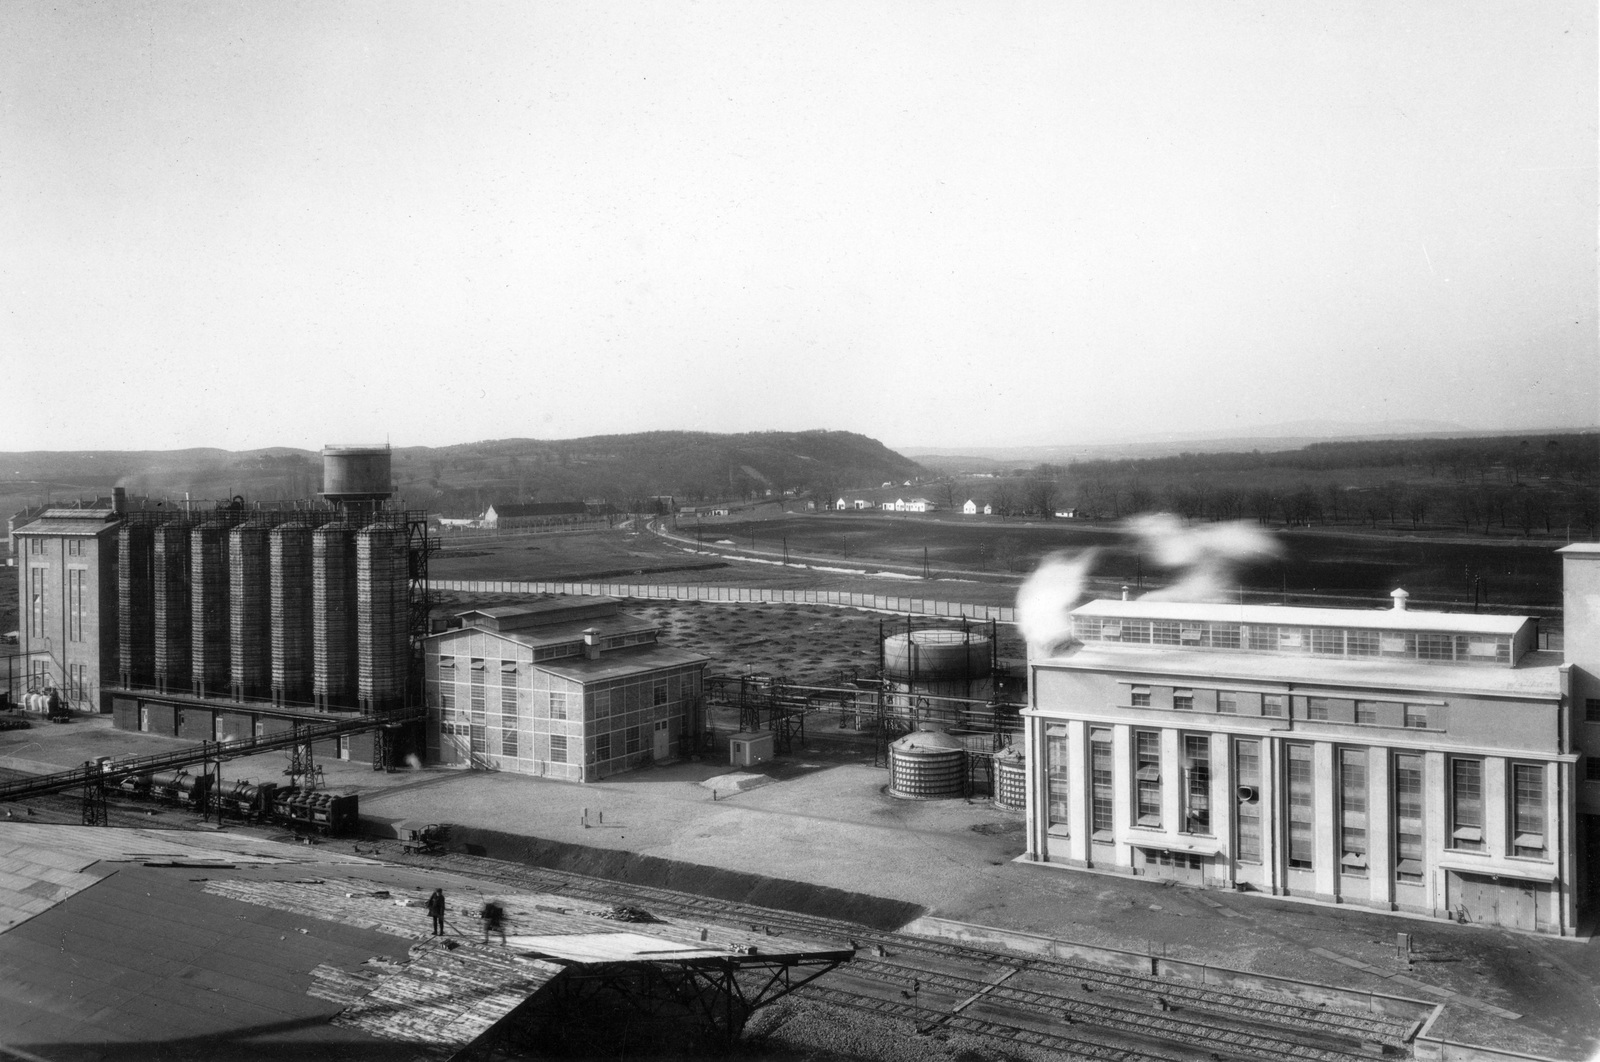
(1211, 731, 1233, 885)
(1112, 724, 1132, 868)
(1484, 757, 1509, 860)
(1261, 737, 1281, 895)
(1162, 727, 1183, 835)
(1067, 719, 1090, 864)
(1424, 751, 1448, 916)
(1314, 741, 1337, 898)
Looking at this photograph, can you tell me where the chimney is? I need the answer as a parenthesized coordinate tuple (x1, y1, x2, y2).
(1390, 588, 1409, 611)
(582, 628, 600, 660)
(112, 486, 126, 514)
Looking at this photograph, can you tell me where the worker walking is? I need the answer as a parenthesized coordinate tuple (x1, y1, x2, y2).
(426, 889, 446, 936)
(481, 899, 506, 945)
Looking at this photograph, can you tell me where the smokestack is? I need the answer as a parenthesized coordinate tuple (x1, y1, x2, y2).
(1391, 588, 1409, 611)
(583, 628, 600, 660)
(112, 486, 127, 514)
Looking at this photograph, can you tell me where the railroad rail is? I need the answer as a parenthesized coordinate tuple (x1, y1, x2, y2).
(0, 706, 425, 804)
(379, 849, 1419, 1061)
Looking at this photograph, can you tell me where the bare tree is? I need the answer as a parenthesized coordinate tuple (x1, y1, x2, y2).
(990, 481, 1015, 517)
(1247, 488, 1278, 526)
(1026, 477, 1059, 517)
(1121, 481, 1155, 516)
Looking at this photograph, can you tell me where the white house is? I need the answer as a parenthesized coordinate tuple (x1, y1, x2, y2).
(962, 500, 979, 515)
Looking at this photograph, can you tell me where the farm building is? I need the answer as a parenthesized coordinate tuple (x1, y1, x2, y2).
(425, 597, 708, 782)
(1021, 545, 1600, 935)
(481, 501, 589, 529)
(962, 500, 978, 515)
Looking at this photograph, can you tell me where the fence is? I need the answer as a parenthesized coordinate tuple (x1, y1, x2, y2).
(426, 579, 1017, 624)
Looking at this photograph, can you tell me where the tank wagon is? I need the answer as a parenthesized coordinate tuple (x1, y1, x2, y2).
(214, 779, 279, 820)
(148, 769, 213, 810)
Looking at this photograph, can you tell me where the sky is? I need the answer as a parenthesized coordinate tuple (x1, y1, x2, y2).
(2, 1, 1595, 453)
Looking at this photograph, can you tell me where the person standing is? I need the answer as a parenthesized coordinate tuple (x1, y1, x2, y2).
(426, 889, 446, 936)
(481, 899, 506, 944)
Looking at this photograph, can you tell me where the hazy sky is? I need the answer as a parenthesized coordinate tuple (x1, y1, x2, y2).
(3, 2, 1594, 453)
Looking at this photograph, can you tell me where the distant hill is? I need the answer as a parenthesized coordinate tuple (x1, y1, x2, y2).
(0, 431, 924, 517)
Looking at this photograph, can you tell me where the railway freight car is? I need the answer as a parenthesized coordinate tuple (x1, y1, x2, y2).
(271, 788, 358, 835)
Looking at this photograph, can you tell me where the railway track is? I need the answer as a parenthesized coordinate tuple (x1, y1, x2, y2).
(371, 845, 1416, 1060)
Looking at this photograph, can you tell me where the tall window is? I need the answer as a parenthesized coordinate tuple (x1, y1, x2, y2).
(1090, 729, 1114, 836)
(627, 726, 641, 755)
(1236, 739, 1262, 863)
(653, 681, 668, 707)
(1262, 694, 1285, 718)
(550, 734, 567, 763)
(1286, 744, 1314, 869)
(470, 661, 486, 713)
(1339, 749, 1367, 876)
(1183, 735, 1210, 834)
(438, 658, 455, 710)
(1450, 758, 1484, 850)
(1512, 764, 1546, 858)
(1395, 754, 1424, 882)
(1046, 728, 1070, 830)
(1134, 730, 1161, 828)
(549, 691, 568, 720)
(67, 569, 85, 642)
(500, 663, 517, 713)
(597, 732, 612, 760)
(29, 567, 46, 637)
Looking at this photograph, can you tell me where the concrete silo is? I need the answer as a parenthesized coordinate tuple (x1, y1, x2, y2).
(270, 523, 313, 707)
(229, 521, 272, 701)
(313, 521, 358, 710)
(152, 522, 190, 694)
(355, 522, 408, 715)
(190, 520, 232, 698)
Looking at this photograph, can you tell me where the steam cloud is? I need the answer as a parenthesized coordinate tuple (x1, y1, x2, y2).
(1015, 514, 1281, 656)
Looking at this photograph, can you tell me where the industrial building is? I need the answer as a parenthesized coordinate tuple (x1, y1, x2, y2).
(425, 597, 708, 781)
(481, 500, 590, 529)
(11, 445, 429, 766)
(1021, 544, 1600, 935)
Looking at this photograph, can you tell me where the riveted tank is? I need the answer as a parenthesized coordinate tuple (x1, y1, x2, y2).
(882, 626, 993, 715)
(320, 445, 393, 504)
(887, 727, 967, 799)
(992, 744, 1027, 811)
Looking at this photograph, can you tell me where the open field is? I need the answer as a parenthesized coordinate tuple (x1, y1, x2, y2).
(674, 513, 1572, 613)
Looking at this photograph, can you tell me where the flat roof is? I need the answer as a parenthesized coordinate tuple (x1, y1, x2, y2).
(12, 517, 121, 537)
(1071, 598, 1532, 636)
(539, 644, 709, 683)
(432, 613, 660, 650)
(1036, 642, 1564, 699)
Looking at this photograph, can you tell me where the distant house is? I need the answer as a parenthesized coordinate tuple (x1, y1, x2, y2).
(1054, 508, 1077, 519)
(983, 504, 994, 516)
(482, 501, 590, 529)
(962, 500, 978, 515)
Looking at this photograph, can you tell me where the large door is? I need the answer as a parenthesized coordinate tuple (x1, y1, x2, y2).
(653, 720, 669, 760)
(1452, 872, 1538, 930)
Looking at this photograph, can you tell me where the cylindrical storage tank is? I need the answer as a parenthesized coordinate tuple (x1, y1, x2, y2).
(883, 627, 994, 708)
(152, 523, 191, 693)
(190, 522, 232, 698)
(356, 523, 408, 715)
(270, 524, 313, 707)
(887, 728, 967, 799)
(993, 746, 1026, 811)
(313, 522, 358, 710)
(117, 523, 155, 688)
(229, 521, 272, 701)
(320, 446, 393, 502)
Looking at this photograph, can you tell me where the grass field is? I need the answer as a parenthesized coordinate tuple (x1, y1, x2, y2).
(675, 513, 1570, 612)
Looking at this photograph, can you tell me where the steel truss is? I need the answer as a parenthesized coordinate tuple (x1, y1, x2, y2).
(456, 953, 851, 1060)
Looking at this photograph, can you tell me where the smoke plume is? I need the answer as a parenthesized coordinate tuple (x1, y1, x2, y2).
(1015, 513, 1281, 656)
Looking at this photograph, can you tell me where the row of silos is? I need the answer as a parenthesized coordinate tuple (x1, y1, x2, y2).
(116, 514, 411, 712)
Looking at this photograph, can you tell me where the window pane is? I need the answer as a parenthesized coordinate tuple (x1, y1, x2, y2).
(1091, 730, 1114, 834)
(1287, 745, 1313, 868)
(1046, 731, 1070, 827)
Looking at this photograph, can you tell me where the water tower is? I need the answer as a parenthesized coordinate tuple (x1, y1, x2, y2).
(320, 445, 393, 511)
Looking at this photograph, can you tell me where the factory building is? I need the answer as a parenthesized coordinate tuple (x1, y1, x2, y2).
(481, 501, 589, 530)
(424, 598, 707, 782)
(1021, 545, 1600, 936)
(11, 446, 429, 767)
(12, 499, 123, 708)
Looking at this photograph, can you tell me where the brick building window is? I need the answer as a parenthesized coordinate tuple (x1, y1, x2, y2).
(549, 691, 568, 720)
(549, 734, 567, 763)
(596, 733, 612, 760)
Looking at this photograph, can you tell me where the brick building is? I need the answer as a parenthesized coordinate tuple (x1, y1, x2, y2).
(424, 597, 707, 782)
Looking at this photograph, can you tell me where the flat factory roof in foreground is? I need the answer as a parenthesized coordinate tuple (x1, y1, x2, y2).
(0, 825, 842, 1061)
